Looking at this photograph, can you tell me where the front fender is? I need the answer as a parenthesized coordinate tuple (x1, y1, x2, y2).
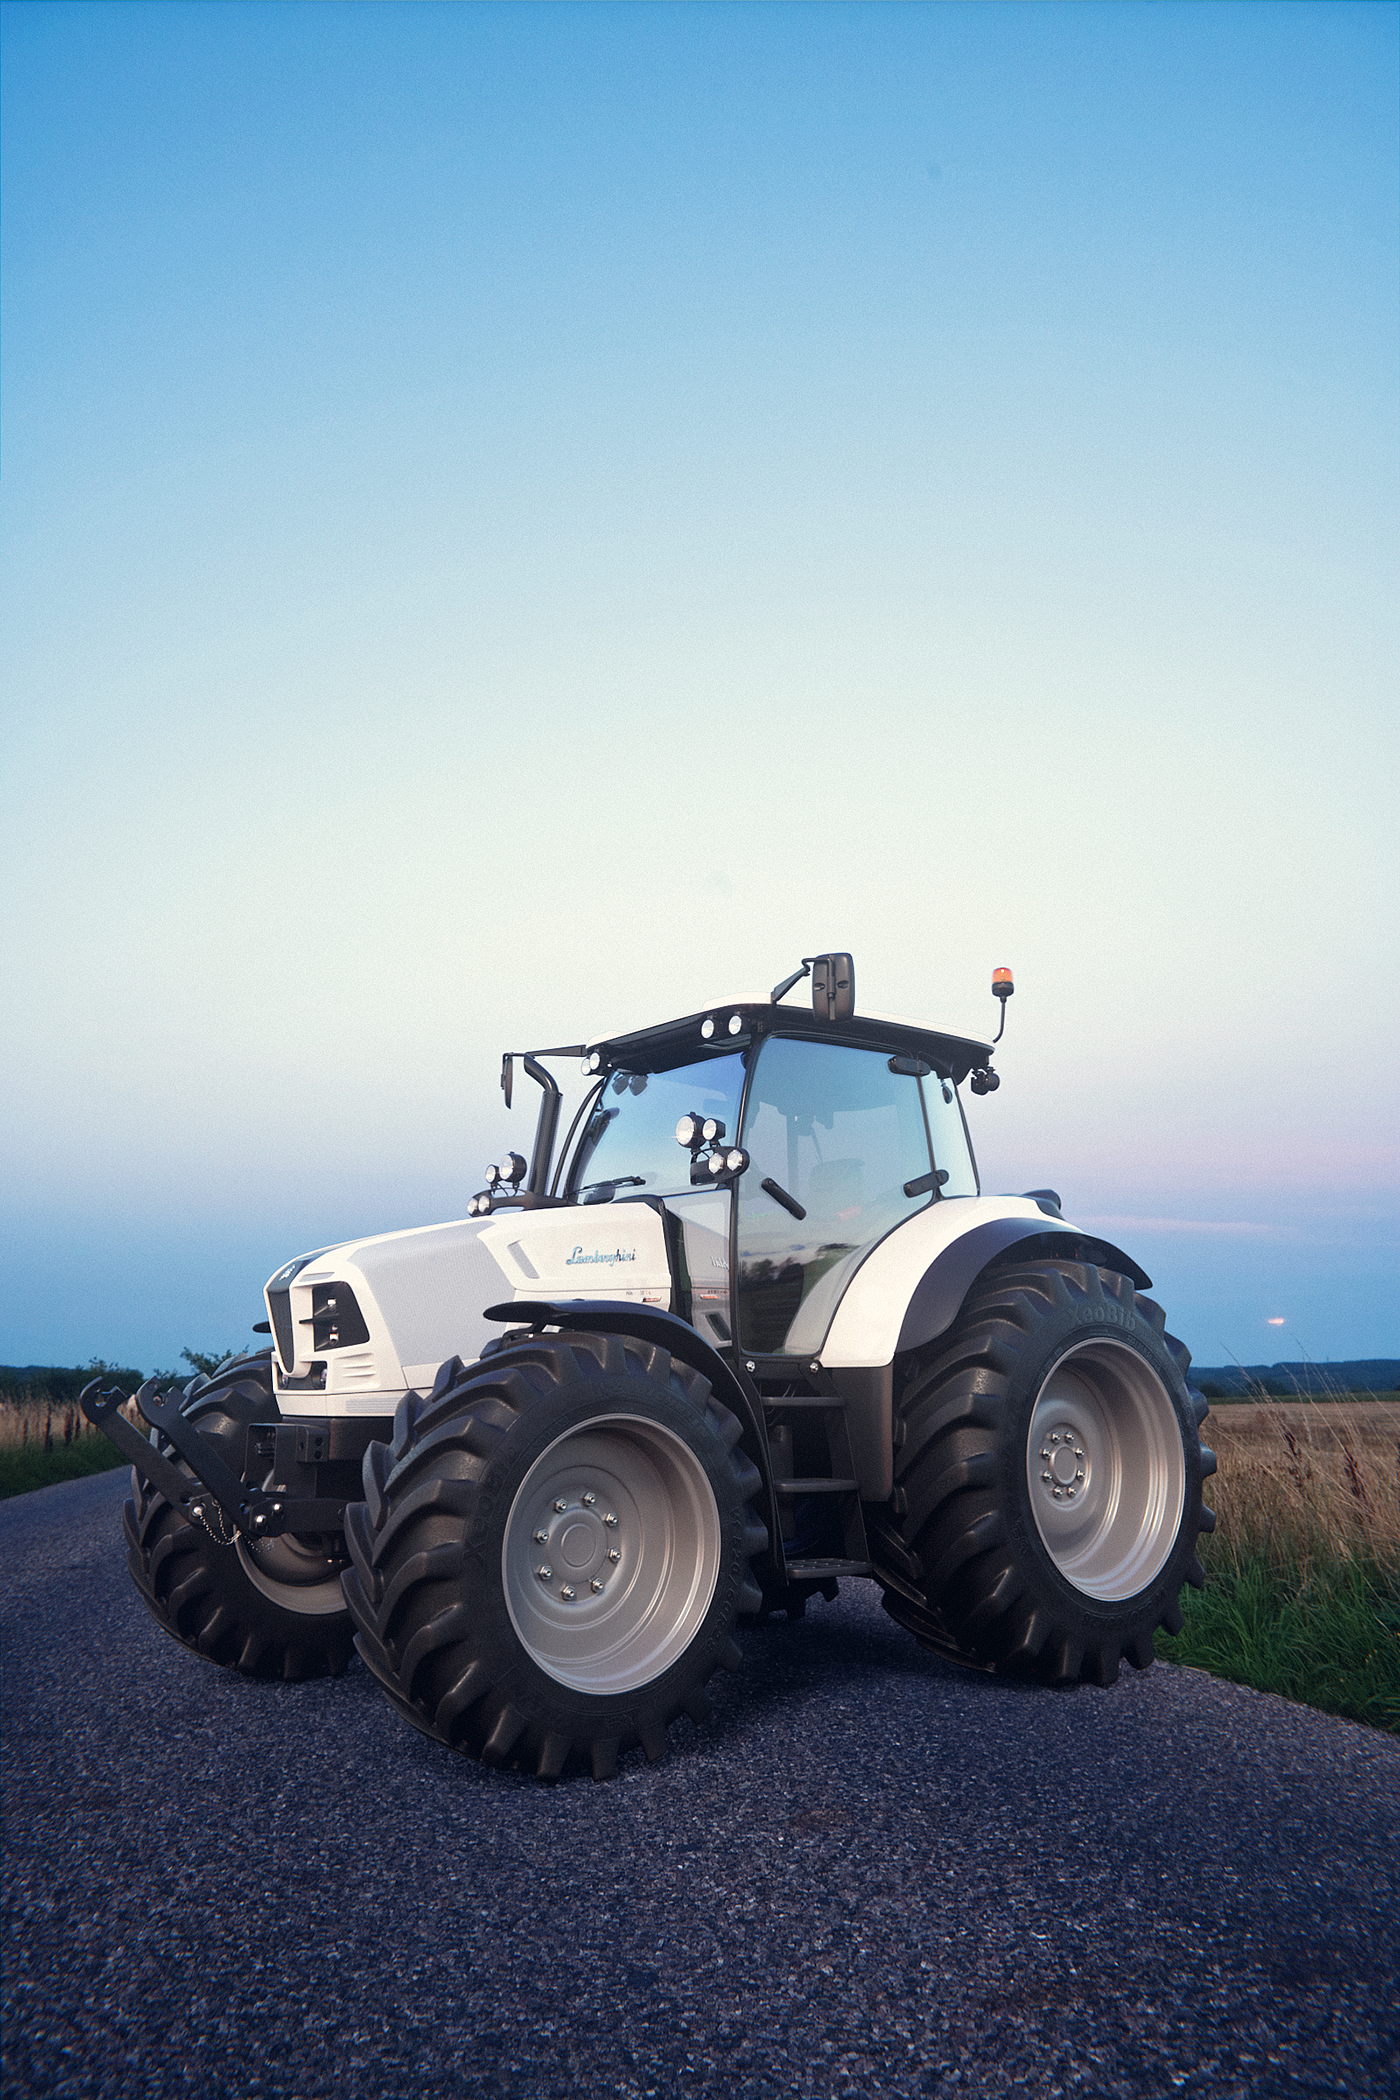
(483, 1297, 779, 1558)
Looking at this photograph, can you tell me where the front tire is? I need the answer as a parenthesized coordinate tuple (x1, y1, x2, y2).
(122, 1352, 355, 1681)
(874, 1261, 1216, 1685)
(342, 1331, 768, 1778)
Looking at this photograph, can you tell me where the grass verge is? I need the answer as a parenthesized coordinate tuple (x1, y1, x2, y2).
(1156, 1393, 1400, 1732)
(1156, 1553, 1400, 1732)
(1, 1384, 143, 1501)
(0, 1439, 129, 1500)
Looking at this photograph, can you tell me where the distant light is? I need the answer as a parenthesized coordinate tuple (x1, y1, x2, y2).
(1267, 1317, 1286, 1326)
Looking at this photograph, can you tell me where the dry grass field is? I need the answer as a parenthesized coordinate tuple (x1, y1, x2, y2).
(1204, 1399, 1400, 1574)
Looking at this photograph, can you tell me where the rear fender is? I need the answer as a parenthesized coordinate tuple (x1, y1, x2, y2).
(815, 1199, 1151, 1498)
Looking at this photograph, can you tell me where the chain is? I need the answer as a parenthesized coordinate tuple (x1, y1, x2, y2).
(187, 1497, 238, 1546)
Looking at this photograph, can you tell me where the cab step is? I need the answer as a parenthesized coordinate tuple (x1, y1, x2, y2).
(783, 1556, 872, 1579)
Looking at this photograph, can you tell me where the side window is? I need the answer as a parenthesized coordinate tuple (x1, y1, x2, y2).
(924, 1072, 978, 1197)
(736, 1038, 935, 1354)
(567, 1053, 747, 1201)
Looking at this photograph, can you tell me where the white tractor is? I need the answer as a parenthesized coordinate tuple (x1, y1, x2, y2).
(85, 953, 1216, 1780)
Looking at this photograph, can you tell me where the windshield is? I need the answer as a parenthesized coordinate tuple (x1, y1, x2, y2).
(567, 1053, 748, 1201)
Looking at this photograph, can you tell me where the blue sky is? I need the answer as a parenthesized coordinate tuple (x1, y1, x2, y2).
(2, 0, 1396, 1374)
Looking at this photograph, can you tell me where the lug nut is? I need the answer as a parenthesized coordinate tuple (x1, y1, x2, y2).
(603, 1512, 618, 1527)
(560, 1585, 575, 1601)
(1052, 1487, 1063, 1500)
(1041, 1471, 1052, 1484)
(533, 1529, 548, 1545)
(607, 1547, 620, 1562)
(582, 1493, 596, 1507)
(591, 1578, 604, 1593)
(553, 1499, 568, 1513)
(536, 1565, 552, 1581)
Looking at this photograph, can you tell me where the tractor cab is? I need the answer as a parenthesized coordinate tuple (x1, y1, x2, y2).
(479, 973, 994, 1366)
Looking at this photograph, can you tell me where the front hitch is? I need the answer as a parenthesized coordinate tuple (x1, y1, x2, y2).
(80, 1379, 351, 1540)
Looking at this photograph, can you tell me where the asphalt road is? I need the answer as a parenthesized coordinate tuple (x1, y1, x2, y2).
(4, 1471, 1398, 2100)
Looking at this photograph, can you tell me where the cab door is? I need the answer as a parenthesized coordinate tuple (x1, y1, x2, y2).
(735, 1037, 937, 1357)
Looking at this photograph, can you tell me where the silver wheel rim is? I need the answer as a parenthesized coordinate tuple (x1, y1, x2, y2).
(235, 1534, 349, 1615)
(1026, 1341, 1186, 1601)
(503, 1414, 722, 1694)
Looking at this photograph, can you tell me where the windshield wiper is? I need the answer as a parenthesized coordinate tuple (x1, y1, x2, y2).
(577, 1175, 646, 1205)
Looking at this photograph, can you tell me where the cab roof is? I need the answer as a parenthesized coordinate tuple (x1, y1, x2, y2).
(583, 997, 994, 1086)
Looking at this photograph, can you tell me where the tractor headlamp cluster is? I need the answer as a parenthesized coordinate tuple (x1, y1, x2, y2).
(675, 1114, 725, 1148)
(676, 1113, 748, 1184)
(468, 1150, 528, 1217)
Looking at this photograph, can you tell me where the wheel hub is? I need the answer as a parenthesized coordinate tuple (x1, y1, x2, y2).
(1039, 1425, 1088, 1500)
(503, 1414, 721, 1695)
(530, 1497, 624, 1601)
(1026, 1341, 1187, 1602)
(235, 1529, 350, 1615)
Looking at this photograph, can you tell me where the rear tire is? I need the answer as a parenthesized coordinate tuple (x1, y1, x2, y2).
(342, 1331, 768, 1777)
(874, 1261, 1216, 1685)
(122, 1352, 355, 1681)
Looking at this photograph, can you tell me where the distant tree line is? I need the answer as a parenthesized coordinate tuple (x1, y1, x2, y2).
(1191, 1360, 1400, 1399)
(1, 1348, 239, 1406)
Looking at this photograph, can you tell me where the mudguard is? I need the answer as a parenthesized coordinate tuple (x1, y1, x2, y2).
(819, 1196, 1150, 1374)
(483, 1296, 780, 1558)
(812, 1198, 1151, 1498)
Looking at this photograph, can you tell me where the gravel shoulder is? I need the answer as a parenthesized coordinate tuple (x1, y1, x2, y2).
(4, 1470, 1398, 2100)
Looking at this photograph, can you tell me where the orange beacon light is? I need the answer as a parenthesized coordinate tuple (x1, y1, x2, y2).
(992, 966, 1014, 1042)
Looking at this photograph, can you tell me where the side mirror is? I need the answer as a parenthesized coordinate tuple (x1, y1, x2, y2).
(811, 952, 855, 1023)
(500, 1054, 513, 1110)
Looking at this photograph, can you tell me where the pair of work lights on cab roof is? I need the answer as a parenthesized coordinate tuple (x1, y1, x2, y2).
(700, 1012, 746, 1041)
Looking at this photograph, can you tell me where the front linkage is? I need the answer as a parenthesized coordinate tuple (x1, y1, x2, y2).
(80, 1378, 350, 1541)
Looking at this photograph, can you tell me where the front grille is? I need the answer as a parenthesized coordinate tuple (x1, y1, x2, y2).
(267, 1286, 296, 1374)
(298, 1282, 370, 1355)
